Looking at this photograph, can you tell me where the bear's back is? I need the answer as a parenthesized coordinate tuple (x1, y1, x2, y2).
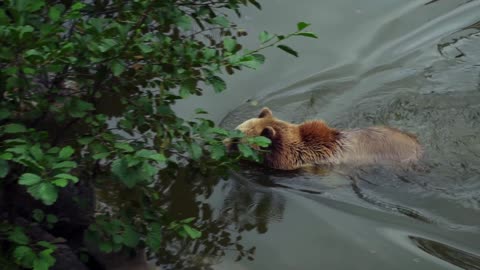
(336, 127, 422, 165)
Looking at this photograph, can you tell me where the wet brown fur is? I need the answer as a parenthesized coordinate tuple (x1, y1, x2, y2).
(235, 107, 422, 170)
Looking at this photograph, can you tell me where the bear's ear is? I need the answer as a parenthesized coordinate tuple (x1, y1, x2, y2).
(261, 126, 276, 140)
(258, 107, 273, 118)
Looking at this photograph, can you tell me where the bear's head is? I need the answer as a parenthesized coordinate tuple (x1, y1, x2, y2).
(235, 107, 297, 145)
(232, 107, 340, 170)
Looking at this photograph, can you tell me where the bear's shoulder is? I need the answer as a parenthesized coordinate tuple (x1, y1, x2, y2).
(299, 120, 340, 143)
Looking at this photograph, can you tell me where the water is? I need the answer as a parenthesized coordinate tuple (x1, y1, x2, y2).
(170, 1, 480, 269)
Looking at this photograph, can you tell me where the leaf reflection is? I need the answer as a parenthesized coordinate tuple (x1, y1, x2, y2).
(97, 163, 286, 269)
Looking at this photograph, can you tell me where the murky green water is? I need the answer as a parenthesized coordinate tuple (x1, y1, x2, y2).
(170, 1, 480, 269)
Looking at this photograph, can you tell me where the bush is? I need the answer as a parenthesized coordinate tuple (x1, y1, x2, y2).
(0, 0, 316, 268)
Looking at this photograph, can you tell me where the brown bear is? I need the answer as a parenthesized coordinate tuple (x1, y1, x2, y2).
(234, 107, 422, 170)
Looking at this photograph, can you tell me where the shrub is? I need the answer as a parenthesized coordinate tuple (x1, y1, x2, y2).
(0, 0, 316, 268)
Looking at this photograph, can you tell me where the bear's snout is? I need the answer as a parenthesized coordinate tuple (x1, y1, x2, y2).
(223, 137, 240, 153)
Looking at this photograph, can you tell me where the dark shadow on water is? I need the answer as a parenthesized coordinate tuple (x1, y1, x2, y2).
(410, 236, 480, 270)
(97, 163, 287, 269)
(234, 161, 338, 195)
(237, 161, 475, 233)
(425, 0, 474, 6)
(237, 162, 438, 224)
(350, 181, 436, 224)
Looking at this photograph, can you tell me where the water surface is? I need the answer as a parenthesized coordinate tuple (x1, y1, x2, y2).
(173, 1, 480, 269)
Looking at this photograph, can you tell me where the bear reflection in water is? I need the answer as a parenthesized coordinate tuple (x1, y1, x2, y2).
(232, 107, 422, 170)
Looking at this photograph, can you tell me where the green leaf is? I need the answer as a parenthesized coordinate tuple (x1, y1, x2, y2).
(0, 108, 10, 120)
(231, 130, 247, 137)
(210, 144, 225, 160)
(48, 5, 63, 22)
(99, 241, 113, 253)
(19, 173, 42, 186)
(181, 217, 195, 223)
(277, 45, 298, 57)
(179, 80, 196, 98)
(140, 162, 159, 179)
(46, 147, 60, 154)
(52, 178, 69, 187)
(52, 161, 77, 170)
(190, 143, 202, 160)
(16, 158, 44, 171)
(3, 123, 27, 133)
(98, 39, 118, 52)
(111, 158, 155, 188)
(183, 225, 202, 239)
(177, 15, 192, 31)
(13, 246, 35, 268)
(146, 223, 162, 252)
(259, 31, 275, 43)
(19, 25, 34, 39)
(212, 16, 229, 27)
(122, 226, 140, 248)
(37, 241, 56, 250)
(125, 155, 141, 167)
(93, 152, 110, 160)
(0, 9, 9, 24)
(207, 76, 226, 93)
(110, 159, 126, 183)
(297, 22, 311, 31)
(9, 227, 30, 245)
(71, 2, 86, 11)
(53, 173, 79, 183)
(32, 209, 45, 222)
(0, 152, 14, 160)
(0, 159, 9, 178)
(135, 150, 166, 162)
(58, 146, 74, 159)
(23, 67, 36, 75)
(111, 60, 125, 76)
(26, 0, 46, 12)
(202, 48, 216, 59)
(5, 139, 27, 145)
(250, 136, 271, 147)
(238, 144, 254, 158)
(249, 0, 262, 9)
(223, 37, 237, 52)
(195, 108, 208, 114)
(114, 142, 134, 153)
(113, 234, 123, 244)
(77, 137, 94, 145)
(68, 99, 94, 118)
(252, 53, 266, 64)
(209, 127, 229, 136)
(240, 54, 264, 69)
(34, 249, 56, 270)
(28, 183, 58, 205)
(138, 43, 153, 53)
(24, 49, 43, 58)
(295, 32, 318, 39)
(6, 146, 28, 155)
(46, 214, 58, 224)
(30, 145, 43, 161)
